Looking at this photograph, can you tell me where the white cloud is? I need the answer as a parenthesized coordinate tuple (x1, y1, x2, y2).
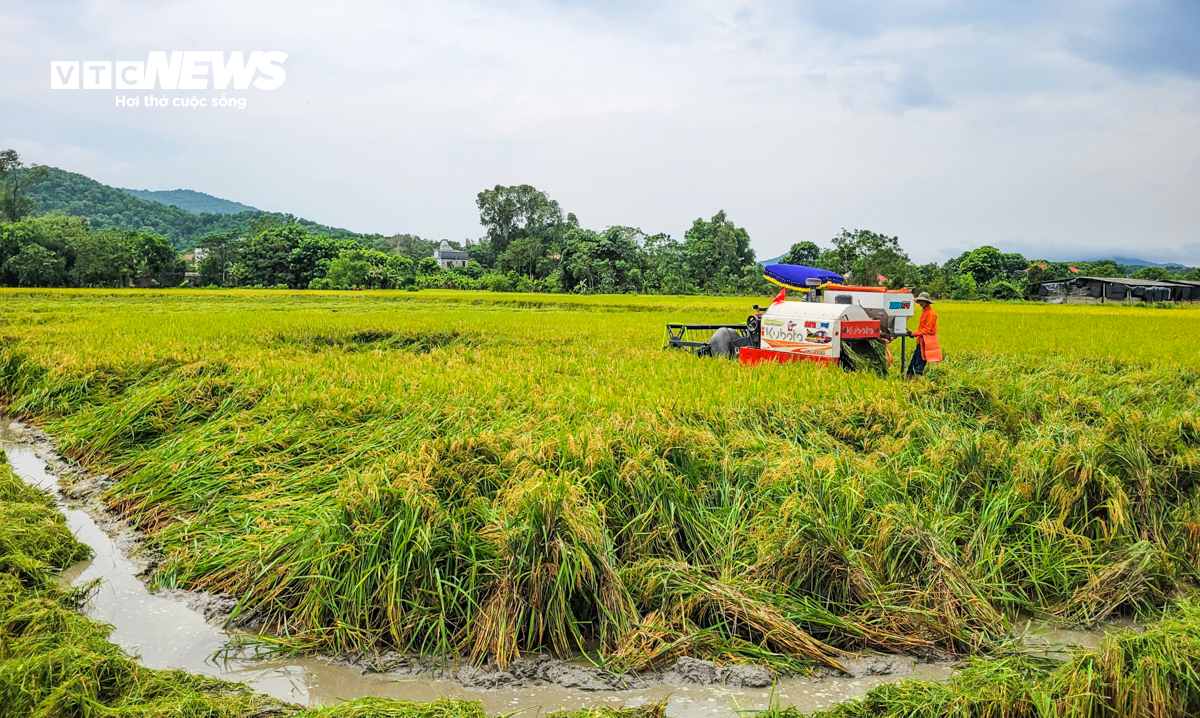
(2, 0, 1198, 264)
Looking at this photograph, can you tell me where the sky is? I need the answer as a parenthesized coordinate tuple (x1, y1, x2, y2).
(2, 0, 1198, 265)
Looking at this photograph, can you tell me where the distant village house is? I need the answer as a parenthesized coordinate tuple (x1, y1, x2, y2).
(434, 241, 469, 269)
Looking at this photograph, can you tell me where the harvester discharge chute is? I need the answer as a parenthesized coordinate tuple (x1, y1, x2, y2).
(664, 264, 916, 375)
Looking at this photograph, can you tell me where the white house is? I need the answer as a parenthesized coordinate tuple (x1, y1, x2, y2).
(434, 240, 469, 269)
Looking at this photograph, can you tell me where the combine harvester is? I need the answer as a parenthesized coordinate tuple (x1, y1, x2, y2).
(665, 264, 916, 375)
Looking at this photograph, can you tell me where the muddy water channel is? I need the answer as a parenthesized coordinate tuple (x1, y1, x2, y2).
(1, 417, 1124, 717)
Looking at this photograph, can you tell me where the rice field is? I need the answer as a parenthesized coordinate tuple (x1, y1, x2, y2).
(1, 288, 1199, 684)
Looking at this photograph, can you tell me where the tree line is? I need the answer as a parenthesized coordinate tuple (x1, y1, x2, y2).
(2, 150, 1196, 295)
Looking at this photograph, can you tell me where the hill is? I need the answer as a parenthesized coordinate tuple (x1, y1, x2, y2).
(25, 166, 380, 250)
(120, 188, 258, 215)
(1104, 256, 1188, 269)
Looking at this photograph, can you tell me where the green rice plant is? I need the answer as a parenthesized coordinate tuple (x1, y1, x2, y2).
(0, 451, 281, 718)
(617, 559, 846, 670)
(796, 599, 1200, 718)
(1049, 541, 1176, 625)
(3, 289, 1200, 671)
(549, 698, 667, 718)
(869, 503, 1009, 651)
(839, 340, 889, 378)
(780, 655, 1054, 718)
(0, 451, 91, 569)
(1049, 599, 1200, 717)
(0, 449, 503, 718)
(469, 471, 636, 666)
(300, 698, 487, 718)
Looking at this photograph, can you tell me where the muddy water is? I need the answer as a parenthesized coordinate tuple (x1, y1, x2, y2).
(0, 418, 960, 715)
(1015, 616, 1141, 658)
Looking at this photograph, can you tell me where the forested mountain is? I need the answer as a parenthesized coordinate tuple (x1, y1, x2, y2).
(25, 167, 377, 249)
(120, 188, 258, 215)
(1105, 257, 1186, 269)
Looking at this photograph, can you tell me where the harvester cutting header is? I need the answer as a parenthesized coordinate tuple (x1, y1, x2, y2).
(665, 264, 919, 375)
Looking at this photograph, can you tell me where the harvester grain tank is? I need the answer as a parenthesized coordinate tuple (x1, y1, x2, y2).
(664, 264, 916, 374)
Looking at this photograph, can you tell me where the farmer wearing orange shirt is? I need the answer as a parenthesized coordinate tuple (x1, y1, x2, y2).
(906, 292, 941, 378)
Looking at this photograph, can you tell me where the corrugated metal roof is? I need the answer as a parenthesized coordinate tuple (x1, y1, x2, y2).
(1032, 276, 1182, 287)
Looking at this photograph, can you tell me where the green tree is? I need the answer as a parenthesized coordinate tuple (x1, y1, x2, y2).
(824, 229, 909, 285)
(476, 185, 563, 256)
(195, 231, 244, 286)
(559, 226, 643, 293)
(290, 234, 353, 289)
(325, 256, 373, 289)
(1024, 261, 1073, 285)
(987, 279, 1022, 300)
(1134, 265, 1171, 281)
(386, 233, 438, 260)
(497, 237, 545, 277)
(682, 211, 755, 293)
(1000, 252, 1029, 280)
(951, 272, 978, 300)
(418, 257, 441, 275)
(959, 246, 1005, 286)
(248, 214, 282, 238)
(0, 214, 87, 286)
(133, 232, 186, 285)
(816, 249, 841, 276)
(226, 262, 251, 286)
(458, 259, 485, 280)
(2, 243, 65, 286)
(243, 225, 307, 286)
(383, 254, 416, 288)
(780, 241, 821, 266)
(70, 229, 138, 286)
(467, 241, 496, 268)
(0, 149, 48, 222)
(641, 232, 690, 294)
(1085, 259, 1122, 277)
(339, 247, 391, 287)
(480, 272, 514, 292)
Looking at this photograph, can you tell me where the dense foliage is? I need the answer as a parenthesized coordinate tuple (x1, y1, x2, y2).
(5, 151, 1198, 297)
(0, 215, 187, 287)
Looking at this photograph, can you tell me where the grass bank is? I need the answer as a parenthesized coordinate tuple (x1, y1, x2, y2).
(1, 290, 1199, 673)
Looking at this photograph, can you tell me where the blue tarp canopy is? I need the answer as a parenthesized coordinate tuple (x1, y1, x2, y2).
(763, 264, 843, 290)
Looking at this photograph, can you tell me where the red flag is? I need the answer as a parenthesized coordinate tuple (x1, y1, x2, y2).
(771, 288, 787, 305)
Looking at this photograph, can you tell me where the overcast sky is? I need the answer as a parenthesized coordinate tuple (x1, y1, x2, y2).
(2, 0, 1198, 264)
